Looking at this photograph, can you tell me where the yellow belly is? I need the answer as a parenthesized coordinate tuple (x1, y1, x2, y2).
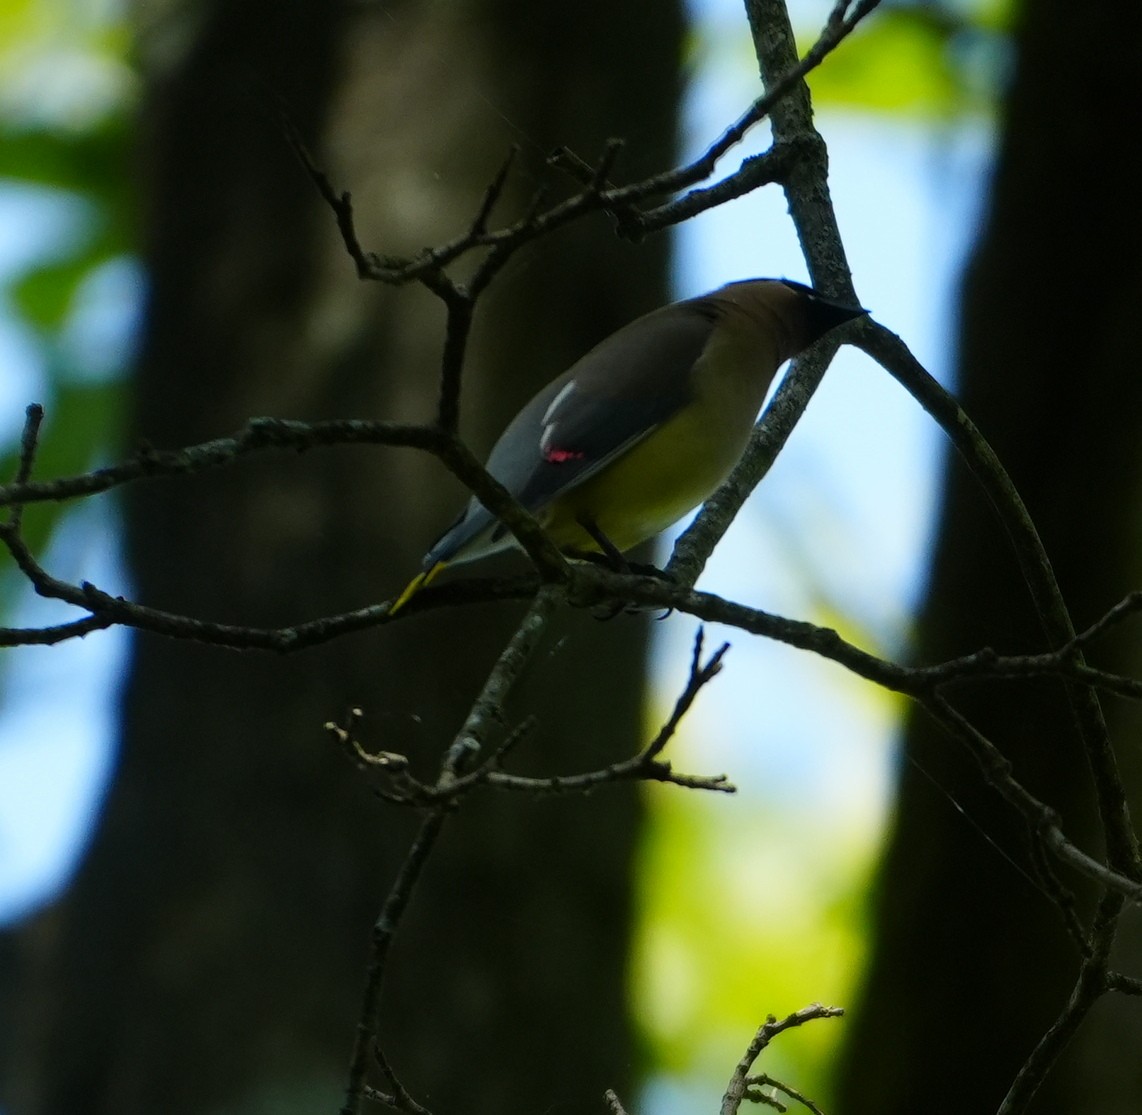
(539, 306, 781, 556)
(541, 397, 755, 553)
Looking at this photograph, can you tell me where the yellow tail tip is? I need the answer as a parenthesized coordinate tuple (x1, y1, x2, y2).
(388, 562, 446, 616)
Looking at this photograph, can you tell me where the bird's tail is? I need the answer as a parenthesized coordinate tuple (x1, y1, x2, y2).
(388, 561, 447, 616)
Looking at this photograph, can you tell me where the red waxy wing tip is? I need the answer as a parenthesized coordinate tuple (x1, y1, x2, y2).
(543, 446, 587, 464)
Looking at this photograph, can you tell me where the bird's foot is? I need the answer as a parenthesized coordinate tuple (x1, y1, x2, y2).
(572, 560, 676, 620)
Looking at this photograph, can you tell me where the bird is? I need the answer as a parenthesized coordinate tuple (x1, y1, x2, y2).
(391, 277, 865, 613)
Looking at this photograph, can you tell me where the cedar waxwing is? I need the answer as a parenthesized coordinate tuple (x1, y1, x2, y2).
(392, 278, 864, 612)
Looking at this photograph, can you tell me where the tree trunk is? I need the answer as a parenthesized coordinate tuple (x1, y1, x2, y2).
(837, 1, 1142, 1112)
(2, 2, 682, 1112)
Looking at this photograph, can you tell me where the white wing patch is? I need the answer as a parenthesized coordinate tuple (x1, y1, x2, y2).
(539, 380, 577, 456)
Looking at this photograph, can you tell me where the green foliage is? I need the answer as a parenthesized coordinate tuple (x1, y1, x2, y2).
(632, 605, 908, 1104)
(0, 378, 125, 549)
(13, 247, 96, 332)
(633, 788, 877, 1103)
(0, 122, 130, 204)
(631, 730, 897, 1102)
(804, 1, 1013, 118)
(808, 10, 965, 115)
(0, 0, 135, 616)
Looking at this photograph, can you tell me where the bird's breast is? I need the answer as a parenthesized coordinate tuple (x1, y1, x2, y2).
(543, 339, 773, 552)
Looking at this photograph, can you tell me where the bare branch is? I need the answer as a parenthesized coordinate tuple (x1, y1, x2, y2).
(1071, 590, 1142, 648)
(631, 140, 805, 238)
(339, 811, 447, 1115)
(0, 411, 569, 627)
(856, 319, 1141, 880)
(332, 622, 735, 805)
(645, 627, 729, 761)
(371, 1044, 434, 1115)
(339, 585, 566, 1111)
(447, 585, 561, 770)
(923, 697, 1142, 905)
(1107, 972, 1142, 996)
(748, 1074, 829, 1115)
(669, 0, 864, 587)
(1026, 821, 1092, 954)
(720, 1005, 844, 1115)
(997, 893, 1122, 1114)
(288, 0, 882, 287)
(420, 276, 475, 435)
(282, 115, 379, 279)
(0, 415, 442, 509)
(603, 1089, 630, 1115)
(468, 145, 519, 237)
(666, 335, 846, 586)
(610, 0, 881, 231)
(479, 762, 735, 797)
(0, 613, 114, 647)
(7, 403, 44, 532)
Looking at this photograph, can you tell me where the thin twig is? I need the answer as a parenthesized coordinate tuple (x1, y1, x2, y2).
(603, 1089, 630, 1115)
(631, 140, 805, 239)
(1025, 818, 1091, 955)
(0, 614, 114, 647)
(748, 1074, 829, 1115)
(287, 1, 881, 288)
(468, 146, 519, 237)
(1107, 972, 1142, 996)
(923, 696, 1142, 904)
(644, 627, 729, 761)
(447, 585, 561, 769)
(282, 115, 379, 278)
(7, 403, 44, 531)
(0, 412, 569, 615)
(427, 278, 475, 435)
(470, 624, 733, 796)
(1071, 590, 1142, 647)
(856, 319, 1140, 879)
(669, 0, 863, 587)
(372, 1043, 433, 1115)
(328, 624, 737, 805)
(996, 892, 1122, 1114)
(339, 811, 447, 1115)
(0, 415, 445, 509)
(720, 1005, 844, 1115)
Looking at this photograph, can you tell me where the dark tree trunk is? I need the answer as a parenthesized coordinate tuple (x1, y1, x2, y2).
(2, 2, 682, 1112)
(837, 1, 1142, 1112)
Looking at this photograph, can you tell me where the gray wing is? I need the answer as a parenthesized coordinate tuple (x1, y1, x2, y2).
(423, 297, 719, 567)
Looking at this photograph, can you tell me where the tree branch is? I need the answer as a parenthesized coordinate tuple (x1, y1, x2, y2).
(720, 1005, 844, 1115)
(856, 319, 1140, 880)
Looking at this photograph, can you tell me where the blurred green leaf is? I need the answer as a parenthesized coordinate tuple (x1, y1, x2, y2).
(806, 10, 970, 116)
(967, 0, 1016, 33)
(0, 378, 125, 615)
(801, 3, 1015, 118)
(35, 377, 125, 481)
(0, 121, 132, 232)
(633, 651, 905, 1103)
(0, 1, 135, 635)
(633, 788, 877, 1103)
(11, 255, 87, 330)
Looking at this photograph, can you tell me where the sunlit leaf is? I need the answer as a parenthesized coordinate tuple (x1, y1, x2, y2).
(10, 255, 89, 330)
(0, 122, 132, 227)
(632, 743, 893, 1102)
(1, 375, 124, 541)
(805, 9, 978, 117)
(0, 1, 135, 640)
(0, 0, 136, 131)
